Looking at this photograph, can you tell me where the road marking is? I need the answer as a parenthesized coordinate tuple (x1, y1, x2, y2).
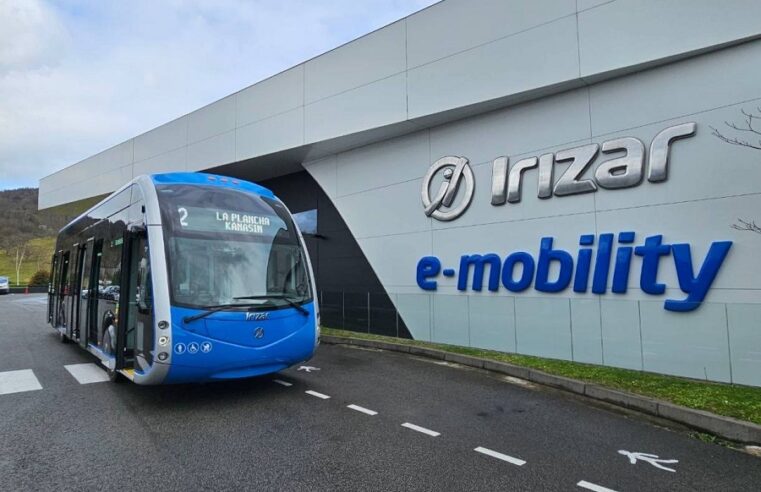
(64, 363, 110, 384)
(401, 422, 440, 437)
(273, 379, 293, 387)
(577, 480, 619, 492)
(347, 404, 378, 416)
(298, 366, 320, 373)
(305, 390, 330, 399)
(618, 450, 678, 473)
(473, 446, 526, 466)
(0, 369, 43, 395)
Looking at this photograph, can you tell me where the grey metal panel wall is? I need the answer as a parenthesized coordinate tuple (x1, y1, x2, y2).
(39, 0, 761, 209)
(303, 39, 761, 386)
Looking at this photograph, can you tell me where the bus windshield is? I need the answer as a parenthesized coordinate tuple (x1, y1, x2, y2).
(156, 184, 312, 310)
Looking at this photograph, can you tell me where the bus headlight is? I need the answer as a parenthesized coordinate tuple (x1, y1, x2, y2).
(158, 352, 168, 361)
(158, 320, 169, 329)
(159, 336, 169, 346)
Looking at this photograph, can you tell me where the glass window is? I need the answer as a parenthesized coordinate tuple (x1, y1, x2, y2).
(292, 209, 317, 235)
(157, 185, 312, 310)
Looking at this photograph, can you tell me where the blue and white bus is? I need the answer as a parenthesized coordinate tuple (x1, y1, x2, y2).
(48, 173, 319, 384)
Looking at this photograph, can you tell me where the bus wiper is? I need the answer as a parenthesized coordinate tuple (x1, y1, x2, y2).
(233, 294, 309, 316)
(183, 302, 264, 324)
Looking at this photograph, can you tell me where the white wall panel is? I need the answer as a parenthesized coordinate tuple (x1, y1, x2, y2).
(335, 130, 430, 197)
(133, 147, 186, 177)
(515, 297, 572, 360)
(589, 39, 761, 135)
(396, 293, 432, 341)
(235, 108, 304, 161)
(333, 178, 431, 238)
(186, 130, 235, 171)
(640, 301, 731, 382)
(727, 303, 761, 386)
(469, 295, 517, 353)
(406, 0, 575, 68)
(600, 300, 642, 370)
(570, 299, 603, 364)
(357, 231, 431, 288)
(303, 155, 337, 198)
(304, 21, 405, 104)
(237, 66, 304, 126)
(407, 16, 580, 119)
(133, 116, 188, 162)
(305, 74, 407, 143)
(188, 95, 236, 143)
(432, 294, 470, 346)
(578, 0, 761, 78)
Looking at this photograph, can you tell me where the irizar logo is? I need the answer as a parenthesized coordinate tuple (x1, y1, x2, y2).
(421, 122, 696, 220)
(416, 232, 733, 312)
(421, 156, 475, 221)
(246, 311, 268, 321)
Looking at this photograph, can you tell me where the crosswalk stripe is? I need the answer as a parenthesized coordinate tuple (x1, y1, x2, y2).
(64, 363, 110, 384)
(0, 369, 43, 395)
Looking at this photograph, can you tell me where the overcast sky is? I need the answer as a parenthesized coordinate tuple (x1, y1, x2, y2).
(0, 0, 437, 191)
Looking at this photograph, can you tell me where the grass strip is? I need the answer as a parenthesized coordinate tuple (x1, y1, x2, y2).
(322, 327, 761, 426)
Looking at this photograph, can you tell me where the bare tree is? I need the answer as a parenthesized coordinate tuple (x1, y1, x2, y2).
(711, 107, 761, 234)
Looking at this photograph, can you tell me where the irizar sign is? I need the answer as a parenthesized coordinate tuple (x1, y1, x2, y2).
(421, 122, 697, 221)
(417, 123, 734, 312)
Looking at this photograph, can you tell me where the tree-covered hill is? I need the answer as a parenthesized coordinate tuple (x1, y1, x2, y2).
(0, 188, 95, 285)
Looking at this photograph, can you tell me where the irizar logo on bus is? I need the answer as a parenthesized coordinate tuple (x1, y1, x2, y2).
(416, 232, 733, 312)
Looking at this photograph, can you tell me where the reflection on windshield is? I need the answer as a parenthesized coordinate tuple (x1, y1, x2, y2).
(157, 184, 312, 310)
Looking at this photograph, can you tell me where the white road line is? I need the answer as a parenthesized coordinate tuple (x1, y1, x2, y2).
(305, 390, 330, 399)
(347, 404, 378, 416)
(473, 446, 526, 466)
(64, 363, 110, 384)
(0, 369, 43, 395)
(401, 422, 440, 437)
(577, 480, 619, 492)
(273, 379, 293, 387)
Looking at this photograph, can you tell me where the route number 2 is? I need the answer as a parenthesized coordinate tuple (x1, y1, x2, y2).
(178, 207, 189, 227)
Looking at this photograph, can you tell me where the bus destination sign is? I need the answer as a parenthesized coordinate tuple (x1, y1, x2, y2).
(176, 206, 273, 234)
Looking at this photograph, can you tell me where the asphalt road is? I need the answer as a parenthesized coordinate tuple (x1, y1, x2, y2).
(1, 294, 759, 491)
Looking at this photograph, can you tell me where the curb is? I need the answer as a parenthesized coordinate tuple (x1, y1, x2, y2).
(320, 334, 761, 445)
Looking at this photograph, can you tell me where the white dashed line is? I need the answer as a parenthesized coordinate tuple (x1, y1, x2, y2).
(347, 404, 378, 416)
(0, 369, 43, 395)
(473, 446, 526, 466)
(64, 363, 110, 384)
(273, 379, 293, 387)
(305, 390, 330, 399)
(577, 480, 619, 492)
(401, 422, 440, 437)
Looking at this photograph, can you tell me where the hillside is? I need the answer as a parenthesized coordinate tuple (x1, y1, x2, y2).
(0, 188, 84, 285)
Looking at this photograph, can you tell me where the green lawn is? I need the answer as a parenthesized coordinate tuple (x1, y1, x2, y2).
(322, 327, 761, 426)
(0, 236, 55, 285)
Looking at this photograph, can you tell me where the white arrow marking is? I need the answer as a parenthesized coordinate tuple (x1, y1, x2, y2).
(298, 366, 320, 373)
(618, 450, 679, 473)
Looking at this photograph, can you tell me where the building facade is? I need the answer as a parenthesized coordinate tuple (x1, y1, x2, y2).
(40, 0, 761, 386)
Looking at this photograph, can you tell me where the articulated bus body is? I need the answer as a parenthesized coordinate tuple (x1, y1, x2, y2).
(48, 173, 319, 384)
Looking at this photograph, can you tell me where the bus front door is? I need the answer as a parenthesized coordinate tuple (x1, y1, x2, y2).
(118, 229, 153, 373)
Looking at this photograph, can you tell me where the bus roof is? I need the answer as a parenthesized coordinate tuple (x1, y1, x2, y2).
(151, 172, 275, 198)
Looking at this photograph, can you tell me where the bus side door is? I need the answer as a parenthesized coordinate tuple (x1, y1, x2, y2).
(76, 239, 96, 346)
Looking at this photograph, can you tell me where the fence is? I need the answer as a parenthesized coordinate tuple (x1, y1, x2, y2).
(318, 291, 408, 338)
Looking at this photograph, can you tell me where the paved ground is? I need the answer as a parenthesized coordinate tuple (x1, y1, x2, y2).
(1, 294, 759, 491)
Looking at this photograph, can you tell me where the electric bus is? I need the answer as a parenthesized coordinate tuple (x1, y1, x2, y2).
(48, 172, 319, 384)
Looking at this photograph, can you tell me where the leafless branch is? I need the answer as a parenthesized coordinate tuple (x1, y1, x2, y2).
(731, 218, 761, 234)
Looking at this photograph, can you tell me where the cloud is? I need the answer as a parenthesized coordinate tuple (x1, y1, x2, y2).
(0, 0, 437, 190)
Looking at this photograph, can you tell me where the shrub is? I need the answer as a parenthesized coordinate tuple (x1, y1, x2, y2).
(29, 270, 50, 286)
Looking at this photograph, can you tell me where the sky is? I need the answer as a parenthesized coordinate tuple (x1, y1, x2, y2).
(0, 0, 438, 191)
